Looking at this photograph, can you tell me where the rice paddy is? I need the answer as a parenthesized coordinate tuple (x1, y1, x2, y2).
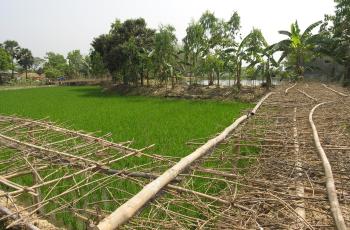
(0, 86, 252, 157)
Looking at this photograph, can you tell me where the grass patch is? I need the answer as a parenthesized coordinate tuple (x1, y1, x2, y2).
(0, 86, 251, 157)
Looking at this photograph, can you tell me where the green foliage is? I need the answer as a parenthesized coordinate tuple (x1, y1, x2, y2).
(183, 11, 241, 85)
(90, 51, 108, 77)
(276, 20, 322, 77)
(0, 48, 11, 71)
(91, 18, 155, 84)
(43, 52, 68, 78)
(3, 40, 20, 59)
(67, 50, 86, 77)
(320, 0, 350, 85)
(3, 40, 20, 77)
(17, 48, 34, 77)
(152, 25, 178, 83)
(225, 28, 269, 89)
(0, 86, 251, 156)
(183, 21, 205, 83)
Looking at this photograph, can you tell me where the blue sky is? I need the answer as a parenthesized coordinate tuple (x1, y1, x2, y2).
(0, 0, 335, 57)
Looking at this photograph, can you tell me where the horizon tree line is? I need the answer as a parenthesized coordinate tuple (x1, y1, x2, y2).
(1, 0, 349, 87)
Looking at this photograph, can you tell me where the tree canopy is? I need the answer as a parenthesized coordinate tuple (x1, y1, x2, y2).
(92, 18, 155, 84)
(43, 52, 68, 79)
(17, 48, 34, 79)
(0, 48, 11, 71)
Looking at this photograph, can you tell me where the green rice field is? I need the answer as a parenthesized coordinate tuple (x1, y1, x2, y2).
(0, 86, 252, 156)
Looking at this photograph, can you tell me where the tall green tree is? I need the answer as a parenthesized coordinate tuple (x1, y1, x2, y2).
(90, 51, 108, 78)
(152, 25, 178, 87)
(0, 48, 11, 84)
(17, 48, 34, 80)
(183, 21, 204, 84)
(225, 29, 266, 89)
(67, 50, 84, 78)
(91, 18, 155, 85)
(320, 0, 350, 85)
(43, 52, 68, 79)
(276, 20, 322, 78)
(0, 48, 11, 71)
(3, 40, 20, 78)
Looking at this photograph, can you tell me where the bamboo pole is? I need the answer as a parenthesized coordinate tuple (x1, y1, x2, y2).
(293, 107, 305, 228)
(285, 83, 297, 95)
(297, 89, 318, 102)
(309, 102, 347, 230)
(322, 84, 348, 97)
(0, 133, 99, 165)
(96, 92, 274, 230)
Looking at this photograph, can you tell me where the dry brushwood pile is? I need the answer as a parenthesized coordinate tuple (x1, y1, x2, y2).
(0, 116, 174, 229)
(0, 82, 349, 230)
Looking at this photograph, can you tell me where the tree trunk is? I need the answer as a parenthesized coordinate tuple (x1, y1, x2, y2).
(140, 69, 144, 86)
(11, 58, 14, 79)
(236, 61, 242, 90)
(208, 69, 214, 86)
(216, 70, 220, 87)
(189, 72, 192, 85)
(193, 59, 196, 85)
(146, 71, 149, 87)
(343, 64, 350, 86)
(25, 69, 28, 81)
(171, 74, 175, 89)
(266, 61, 271, 90)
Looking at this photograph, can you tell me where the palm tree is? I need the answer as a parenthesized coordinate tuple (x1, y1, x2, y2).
(250, 45, 279, 90)
(17, 48, 34, 80)
(276, 20, 322, 78)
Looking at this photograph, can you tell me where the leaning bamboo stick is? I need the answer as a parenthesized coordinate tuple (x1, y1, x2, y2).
(297, 89, 318, 102)
(309, 102, 347, 230)
(0, 133, 99, 165)
(285, 83, 297, 95)
(322, 84, 348, 97)
(96, 92, 273, 230)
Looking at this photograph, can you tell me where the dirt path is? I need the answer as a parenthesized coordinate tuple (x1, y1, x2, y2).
(216, 82, 350, 229)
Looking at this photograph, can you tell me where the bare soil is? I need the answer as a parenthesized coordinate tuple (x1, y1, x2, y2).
(104, 84, 267, 102)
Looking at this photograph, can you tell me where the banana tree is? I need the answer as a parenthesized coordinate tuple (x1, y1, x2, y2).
(276, 20, 322, 78)
(225, 29, 267, 89)
(249, 45, 279, 90)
